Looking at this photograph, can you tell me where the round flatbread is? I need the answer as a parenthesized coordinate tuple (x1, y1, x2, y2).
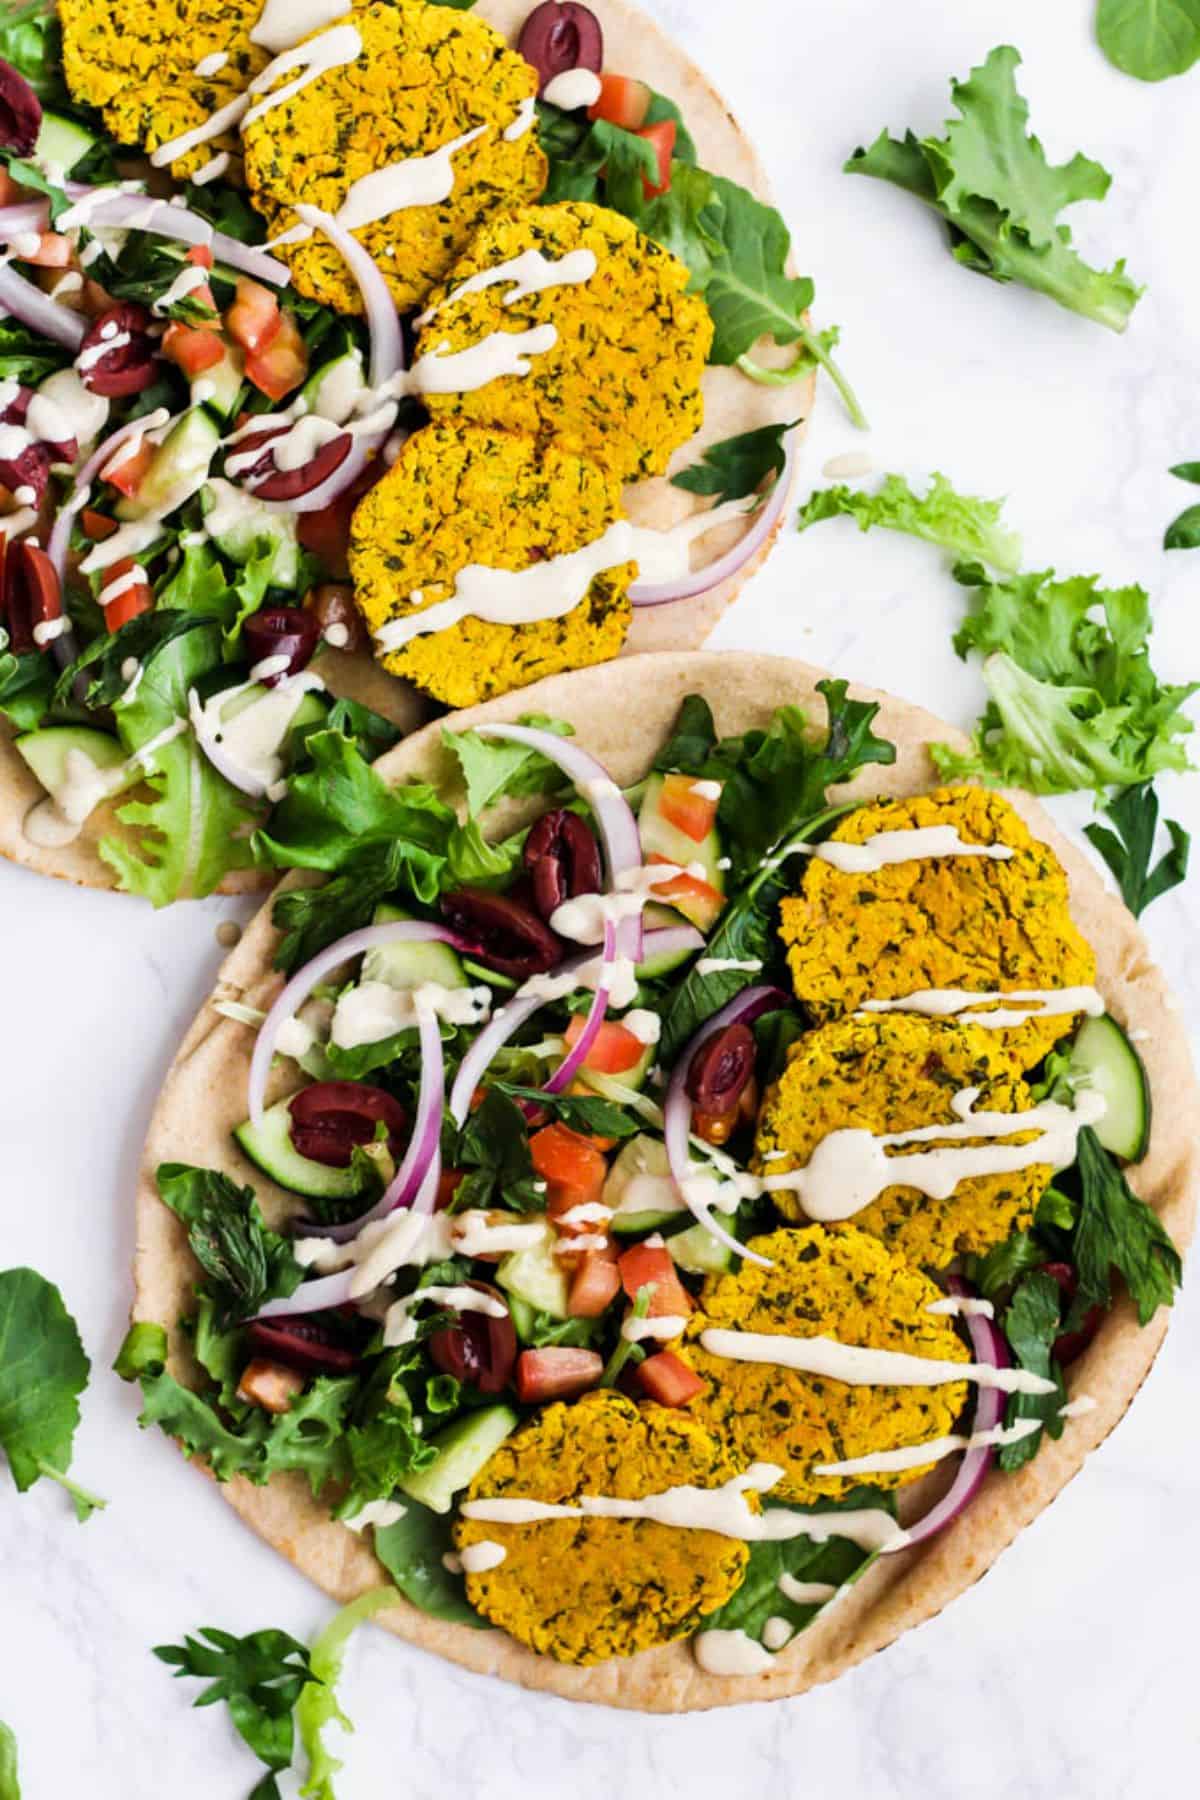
(3, 0, 806, 897)
(133, 649, 1198, 1711)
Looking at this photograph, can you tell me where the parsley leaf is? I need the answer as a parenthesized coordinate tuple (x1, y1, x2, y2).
(155, 1626, 314, 1788)
(998, 1271, 1066, 1471)
(846, 46, 1142, 332)
(966, 1230, 1049, 1304)
(0, 1722, 18, 1800)
(489, 1083, 640, 1140)
(672, 422, 795, 506)
(374, 1503, 488, 1628)
(1083, 782, 1191, 916)
(0, 1268, 104, 1521)
(797, 470, 1022, 574)
(156, 1163, 303, 1326)
(450, 1089, 543, 1213)
(1072, 1126, 1182, 1327)
(1097, 0, 1200, 82)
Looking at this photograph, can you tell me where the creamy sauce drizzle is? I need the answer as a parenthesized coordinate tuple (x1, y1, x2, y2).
(699, 1329, 1058, 1396)
(330, 979, 491, 1050)
(859, 985, 1105, 1030)
(620, 1313, 688, 1343)
(23, 720, 187, 847)
(693, 1630, 775, 1675)
(926, 1295, 995, 1319)
(813, 826, 1016, 874)
(778, 1575, 838, 1606)
(542, 67, 603, 109)
(251, 0, 349, 53)
(814, 1417, 1040, 1477)
(417, 247, 598, 324)
(187, 671, 325, 801)
(336, 126, 486, 231)
(383, 1283, 507, 1348)
(459, 1540, 507, 1573)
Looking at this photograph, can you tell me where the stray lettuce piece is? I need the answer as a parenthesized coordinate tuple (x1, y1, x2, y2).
(321, 695, 401, 759)
(1071, 1126, 1181, 1327)
(441, 713, 571, 817)
(672, 422, 796, 506)
(846, 46, 1142, 333)
(0, 1722, 18, 1800)
(997, 1271, 1066, 1471)
(156, 1163, 303, 1325)
(933, 565, 1197, 794)
(0, 1268, 104, 1522)
(489, 1083, 640, 1141)
(112, 1321, 168, 1381)
(1163, 461, 1200, 550)
(1083, 782, 1191, 917)
(0, 635, 54, 730)
(450, 1089, 544, 1214)
(1097, 0, 1200, 82)
(374, 1503, 489, 1628)
(797, 471, 1022, 574)
(155, 1624, 314, 1797)
(295, 1588, 396, 1800)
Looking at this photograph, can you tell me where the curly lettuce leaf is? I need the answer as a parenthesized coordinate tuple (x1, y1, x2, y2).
(295, 1589, 396, 1800)
(0, 1721, 18, 1800)
(254, 729, 454, 878)
(797, 470, 1022, 573)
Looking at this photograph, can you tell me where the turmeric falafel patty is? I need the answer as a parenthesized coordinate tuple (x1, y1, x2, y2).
(755, 1015, 1053, 1268)
(781, 786, 1097, 1070)
(454, 1392, 749, 1665)
(416, 201, 713, 483)
(679, 1227, 970, 1505)
(241, 1, 546, 314)
(60, 0, 268, 182)
(349, 423, 635, 707)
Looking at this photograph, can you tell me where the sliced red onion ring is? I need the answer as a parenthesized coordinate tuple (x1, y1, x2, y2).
(3, 184, 287, 285)
(210, 228, 289, 288)
(663, 984, 790, 1267)
(0, 262, 85, 349)
(46, 407, 172, 589)
(248, 921, 471, 1128)
(629, 430, 796, 607)
(542, 920, 615, 1096)
(254, 1268, 358, 1321)
(0, 200, 55, 239)
(890, 1278, 1010, 1552)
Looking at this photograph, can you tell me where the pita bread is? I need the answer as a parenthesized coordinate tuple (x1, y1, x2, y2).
(0, 0, 807, 893)
(134, 651, 1198, 1710)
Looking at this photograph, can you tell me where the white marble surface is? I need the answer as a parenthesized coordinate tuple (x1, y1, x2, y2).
(3, 0, 1200, 1794)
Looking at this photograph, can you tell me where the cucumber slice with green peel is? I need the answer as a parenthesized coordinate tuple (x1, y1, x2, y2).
(34, 111, 98, 174)
(637, 901, 698, 977)
(604, 1134, 688, 1235)
(234, 1097, 365, 1200)
(15, 725, 126, 802)
(638, 773, 726, 891)
(119, 406, 221, 519)
(1066, 1014, 1151, 1162)
(197, 344, 245, 422)
(201, 477, 303, 587)
(301, 348, 365, 424)
(496, 1224, 570, 1320)
(668, 1214, 737, 1275)
(398, 1404, 519, 1514)
(364, 902, 468, 991)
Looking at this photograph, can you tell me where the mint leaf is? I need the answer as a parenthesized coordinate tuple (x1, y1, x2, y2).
(156, 1163, 303, 1325)
(1097, 0, 1200, 81)
(797, 470, 1022, 574)
(0, 1268, 104, 1520)
(1083, 783, 1191, 916)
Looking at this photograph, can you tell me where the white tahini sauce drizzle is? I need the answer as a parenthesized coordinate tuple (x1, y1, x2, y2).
(858, 985, 1105, 1031)
(1059, 1394, 1098, 1419)
(620, 1312, 688, 1344)
(812, 826, 1015, 874)
(542, 67, 603, 109)
(814, 1417, 1040, 1478)
(406, 324, 558, 395)
(778, 1574, 837, 1606)
(251, 0, 350, 54)
(694, 956, 762, 977)
(926, 1295, 995, 1319)
(383, 1284, 508, 1348)
(330, 979, 491, 1049)
(343, 1497, 406, 1533)
(503, 94, 537, 140)
(187, 671, 325, 801)
(550, 862, 682, 944)
(762, 1618, 794, 1652)
(152, 261, 212, 315)
(693, 1630, 775, 1676)
(698, 1330, 1058, 1397)
(192, 149, 231, 186)
(336, 126, 487, 231)
(22, 720, 187, 848)
(151, 92, 251, 167)
(417, 247, 598, 324)
(460, 1540, 507, 1573)
(193, 49, 230, 77)
(243, 24, 363, 128)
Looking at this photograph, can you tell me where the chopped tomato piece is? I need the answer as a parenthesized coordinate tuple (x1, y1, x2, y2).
(529, 1122, 608, 1212)
(618, 1242, 693, 1317)
(235, 1358, 304, 1414)
(588, 73, 653, 130)
(0, 170, 24, 207)
(162, 320, 226, 377)
(515, 1347, 603, 1403)
(187, 245, 215, 271)
(637, 1350, 705, 1407)
(563, 1013, 646, 1077)
(297, 457, 387, 576)
(568, 1251, 622, 1318)
(245, 309, 308, 402)
(102, 439, 155, 499)
(435, 1167, 464, 1211)
(23, 233, 73, 269)
(80, 508, 118, 541)
(646, 853, 725, 931)
(658, 771, 721, 842)
(226, 276, 282, 355)
(635, 118, 675, 197)
(101, 557, 153, 632)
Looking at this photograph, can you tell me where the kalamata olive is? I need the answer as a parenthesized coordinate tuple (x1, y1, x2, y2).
(0, 58, 43, 156)
(523, 807, 603, 920)
(4, 541, 62, 655)
(288, 1081, 407, 1168)
(250, 431, 353, 503)
(0, 383, 77, 465)
(1038, 1261, 1105, 1366)
(243, 605, 320, 683)
(440, 886, 562, 979)
(517, 2, 603, 94)
(245, 1314, 362, 1375)
(78, 304, 158, 398)
(686, 1021, 756, 1115)
(0, 440, 52, 506)
(304, 581, 367, 655)
(428, 1281, 517, 1396)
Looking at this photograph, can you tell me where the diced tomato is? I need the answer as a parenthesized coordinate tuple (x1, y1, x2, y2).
(568, 1251, 622, 1319)
(236, 1358, 305, 1414)
(618, 1242, 693, 1317)
(563, 1013, 645, 1077)
(23, 233, 73, 269)
(0, 170, 24, 207)
(515, 1347, 603, 1403)
(646, 853, 725, 931)
(162, 320, 226, 377)
(635, 118, 675, 198)
(103, 440, 155, 499)
(226, 276, 282, 355)
(187, 245, 215, 271)
(529, 1122, 608, 1212)
(101, 558, 153, 632)
(637, 1350, 705, 1408)
(245, 309, 308, 402)
(658, 771, 721, 842)
(435, 1168, 464, 1211)
(80, 508, 118, 542)
(588, 73, 653, 130)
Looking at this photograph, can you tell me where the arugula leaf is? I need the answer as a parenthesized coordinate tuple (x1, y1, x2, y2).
(933, 565, 1197, 794)
(374, 1503, 488, 1628)
(846, 46, 1142, 333)
(1097, 0, 1200, 81)
(156, 1163, 303, 1325)
(797, 471, 1022, 574)
(255, 730, 454, 880)
(998, 1271, 1066, 1471)
(0, 634, 54, 730)
(55, 609, 219, 711)
(672, 422, 795, 506)
(450, 1089, 543, 1213)
(1071, 1127, 1181, 1326)
(0, 1722, 18, 1800)
(0, 1268, 104, 1521)
(1163, 461, 1200, 549)
(701, 1490, 892, 1645)
(295, 1588, 396, 1800)
(441, 714, 570, 817)
(1083, 782, 1191, 916)
(490, 1083, 640, 1140)
(653, 693, 718, 773)
(155, 1625, 314, 1788)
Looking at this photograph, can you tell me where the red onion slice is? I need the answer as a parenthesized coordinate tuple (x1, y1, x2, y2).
(210, 228, 289, 288)
(890, 1278, 1010, 1552)
(0, 200, 56, 239)
(46, 407, 173, 589)
(0, 262, 85, 350)
(629, 430, 796, 607)
(663, 984, 791, 1267)
(541, 920, 615, 1096)
(254, 1268, 358, 1321)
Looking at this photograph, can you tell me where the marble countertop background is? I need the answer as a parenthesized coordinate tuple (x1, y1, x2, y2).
(2, 0, 1199, 1794)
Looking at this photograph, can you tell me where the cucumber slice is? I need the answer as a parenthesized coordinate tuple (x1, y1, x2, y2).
(234, 1097, 365, 1200)
(668, 1214, 737, 1275)
(638, 773, 726, 891)
(1066, 1014, 1150, 1162)
(637, 901, 698, 977)
(604, 1134, 688, 1235)
(398, 1404, 519, 1514)
(15, 725, 125, 801)
(301, 348, 365, 424)
(197, 344, 245, 422)
(496, 1223, 569, 1320)
(34, 111, 98, 175)
(365, 902, 468, 991)
(201, 478, 303, 588)
(121, 407, 221, 518)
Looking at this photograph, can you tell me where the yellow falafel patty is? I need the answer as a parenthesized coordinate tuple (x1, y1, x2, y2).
(454, 1392, 749, 1665)
(781, 786, 1097, 1069)
(60, 0, 269, 182)
(679, 1227, 971, 1506)
(755, 1014, 1053, 1267)
(349, 423, 635, 706)
(415, 201, 714, 483)
(241, 1, 546, 314)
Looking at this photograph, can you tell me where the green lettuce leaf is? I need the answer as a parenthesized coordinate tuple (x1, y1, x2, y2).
(1097, 0, 1200, 82)
(374, 1504, 488, 1629)
(0, 1, 65, 102)
(1083, 782, 1191, 917)
(441, 714, 570, 816)
(0, 635, 54, 730)
(797, 470, 1022, 573)
(0, 1268, 104, 1520)
(295, 1589, 396, 1800)
(0, 1721, 19, 1800)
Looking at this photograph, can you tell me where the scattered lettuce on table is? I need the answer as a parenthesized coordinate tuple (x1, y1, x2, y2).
(797, 470, 1022, 573)
(1096, 0, 1200, 82)
(0, 1268, 104, 1521)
